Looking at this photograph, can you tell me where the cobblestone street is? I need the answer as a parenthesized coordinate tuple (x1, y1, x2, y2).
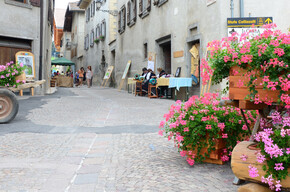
(0, 88, 239, 192)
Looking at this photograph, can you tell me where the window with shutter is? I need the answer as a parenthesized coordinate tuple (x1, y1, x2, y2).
(118, 6, 126, 34)
(147, 0, 151, 11)
(122, 6, 126, 31)
(96, 25, 100, 38)
(102, 20, 106, 37)
(127, 1, 131, 26)
(133, 0, 137, 22)
(93, 1, 95, 15)
(139, 0, 142, 16)
(139, 0, 150, 18)
(118, 11, 121, 33)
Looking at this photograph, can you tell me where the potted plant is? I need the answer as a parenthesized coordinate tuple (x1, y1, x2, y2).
(0, 61, 26, 88)
(231, 110, 289, 191)
(159, 93, 257, 165)
(201, 24, 290, 108)
(100, 35, 105, 41)
(94, 38, 100, 43)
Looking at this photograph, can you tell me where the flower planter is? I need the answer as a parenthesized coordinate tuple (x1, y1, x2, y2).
(187, 133, 226, 165)
(229, 66, 290, 110)
(15, 73, 26, 83)
(231, 141, 290, 189)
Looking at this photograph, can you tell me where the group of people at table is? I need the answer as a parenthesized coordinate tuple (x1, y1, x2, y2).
(137, 67, 169, 97)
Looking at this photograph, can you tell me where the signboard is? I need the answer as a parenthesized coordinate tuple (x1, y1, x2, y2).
(227, 17, 273, 28)
(103, 66, 114, 80)
(121, 60, 131, 79)
(227, 27, 266, 37)
(15, 51, 35, 78)
(148, 52, 156, 72)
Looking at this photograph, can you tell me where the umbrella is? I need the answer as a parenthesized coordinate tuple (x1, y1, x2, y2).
(51, 57, 75, 66)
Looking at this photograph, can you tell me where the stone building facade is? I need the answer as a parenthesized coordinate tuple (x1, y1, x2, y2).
(62, 2, 85, 72)
(78, 0, 118, 86)
(115, 0, 290, 98)
(0, 0, 54, 94)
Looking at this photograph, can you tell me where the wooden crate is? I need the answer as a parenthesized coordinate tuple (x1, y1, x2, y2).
(187, 133, 226, 165)
(229, 66, 289, 110)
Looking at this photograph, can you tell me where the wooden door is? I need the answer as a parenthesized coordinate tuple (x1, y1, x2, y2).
(0, 46, 31, 65)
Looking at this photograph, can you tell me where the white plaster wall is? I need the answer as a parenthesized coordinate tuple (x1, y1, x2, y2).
(0, 0, 53, 94)
(84, 0, 116, 86)
(0, 0, 40, 81)
(71, 11, 85, 71)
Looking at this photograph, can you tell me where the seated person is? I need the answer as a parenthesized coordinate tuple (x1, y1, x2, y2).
(141, 67, 148, 77)
(156, 68, 169, 97)
(157, 67, 167, 78)
(142, 68, 156, 94)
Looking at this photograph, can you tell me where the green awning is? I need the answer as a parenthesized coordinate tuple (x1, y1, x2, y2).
(51, 57, 75, 66)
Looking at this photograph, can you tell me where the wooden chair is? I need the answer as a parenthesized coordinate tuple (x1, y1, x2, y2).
(135, 81, 143, 96)
(148, 83, 158, 98)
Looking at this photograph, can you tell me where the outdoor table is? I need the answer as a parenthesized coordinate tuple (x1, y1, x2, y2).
(157, 78, 192, 100)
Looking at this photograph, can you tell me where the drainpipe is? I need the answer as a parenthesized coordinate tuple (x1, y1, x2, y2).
(240, 0, 244, 17)
(39, 0, 43, 80)
(230, 0, 234, 18)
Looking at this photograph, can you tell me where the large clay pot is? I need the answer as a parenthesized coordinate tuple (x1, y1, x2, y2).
(231, 141, 290, 189)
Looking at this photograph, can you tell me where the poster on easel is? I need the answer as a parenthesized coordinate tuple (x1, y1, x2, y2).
(103, 66, 114, 80)
(15, 51, 35, 78)
(147, 52, 156, 72)
(189, 45, 200, 85)
(118, 61, 131, 91)
(102, 66, 114, 87)
(121, 61, 131, 80)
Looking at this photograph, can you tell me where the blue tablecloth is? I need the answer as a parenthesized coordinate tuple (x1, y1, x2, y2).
(169, 78, 192, 91)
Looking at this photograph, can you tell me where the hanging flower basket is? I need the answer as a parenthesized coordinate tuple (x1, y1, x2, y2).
(201, 24, 290, 109)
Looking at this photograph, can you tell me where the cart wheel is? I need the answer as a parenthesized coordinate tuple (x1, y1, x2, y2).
(0, 89, 19, 123)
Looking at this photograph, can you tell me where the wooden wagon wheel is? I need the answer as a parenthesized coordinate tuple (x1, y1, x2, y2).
(0, 89, 19, 123)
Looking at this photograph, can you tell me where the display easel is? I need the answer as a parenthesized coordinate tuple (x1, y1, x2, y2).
(118, 60, 131, 91)
(15, 51, 36, 96)
(101, 66, 114, 87)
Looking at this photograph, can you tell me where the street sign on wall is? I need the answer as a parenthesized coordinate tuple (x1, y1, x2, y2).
(227, 17, 273, 28)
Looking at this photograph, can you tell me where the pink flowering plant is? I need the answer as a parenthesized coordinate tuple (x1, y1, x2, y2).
(159, 93, 257, 165)
(202, 24, 290, 108)
(246, 111, 290, 191)
(0, 61, 26, 88)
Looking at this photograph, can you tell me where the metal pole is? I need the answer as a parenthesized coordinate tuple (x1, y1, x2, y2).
(230, 0, 234, 18)
(240, 0, 244, 17)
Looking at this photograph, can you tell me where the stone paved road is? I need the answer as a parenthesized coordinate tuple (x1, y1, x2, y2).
(0, 87, 239, 192)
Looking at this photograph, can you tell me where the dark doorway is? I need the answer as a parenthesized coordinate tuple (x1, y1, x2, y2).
(161, 42, 171, 74)
(110, 50, 116, 87)
(188, 41, 201, 96)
